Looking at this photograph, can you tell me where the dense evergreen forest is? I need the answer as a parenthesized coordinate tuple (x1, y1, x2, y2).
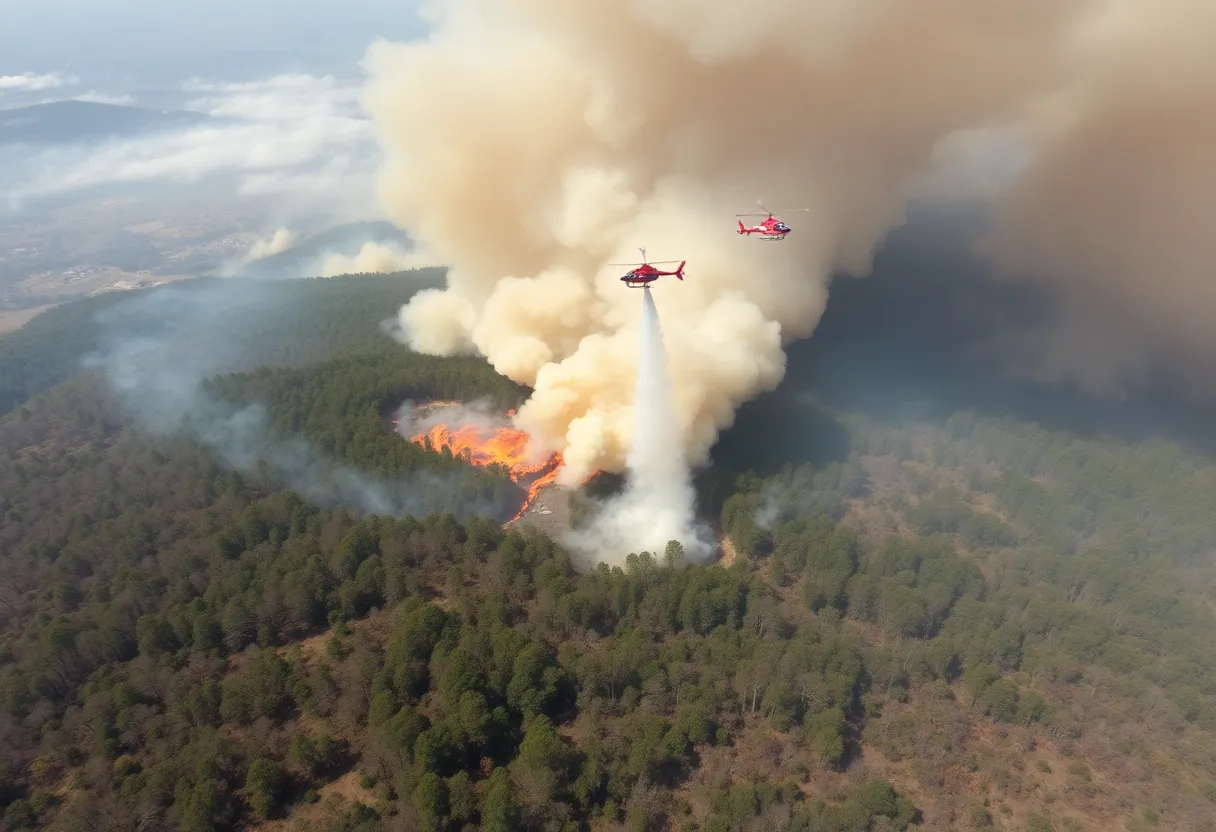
(1, 273, 1215, 831)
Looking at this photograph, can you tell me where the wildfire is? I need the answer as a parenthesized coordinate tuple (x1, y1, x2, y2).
(404, 404, 578, 524)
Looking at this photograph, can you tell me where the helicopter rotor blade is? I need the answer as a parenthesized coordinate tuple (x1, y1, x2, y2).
(609, 260, 681, 266)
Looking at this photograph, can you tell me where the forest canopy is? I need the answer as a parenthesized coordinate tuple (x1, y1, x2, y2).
(1, 274, 1214, 831)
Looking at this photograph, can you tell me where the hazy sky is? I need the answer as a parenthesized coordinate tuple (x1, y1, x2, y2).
(0, 0, 425, 75)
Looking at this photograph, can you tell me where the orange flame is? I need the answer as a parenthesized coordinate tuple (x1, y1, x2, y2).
(410, 419, 568, 524)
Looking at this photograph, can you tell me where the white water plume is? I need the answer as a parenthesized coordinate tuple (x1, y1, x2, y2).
(566, 288, 712, 565)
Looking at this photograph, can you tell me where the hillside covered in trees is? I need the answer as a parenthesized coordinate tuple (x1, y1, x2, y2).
(1, 273, 1215, 831)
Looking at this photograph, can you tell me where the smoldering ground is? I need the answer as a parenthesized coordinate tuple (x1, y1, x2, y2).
(81, 279, 517, 522)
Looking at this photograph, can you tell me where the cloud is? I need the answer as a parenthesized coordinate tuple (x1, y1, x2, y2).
(236, 154, 383, 223)
(0, 72, 77, 92)
(4, 73, 378, 226)
(72, 91, 135, 106)
(182, 73, 364, 121)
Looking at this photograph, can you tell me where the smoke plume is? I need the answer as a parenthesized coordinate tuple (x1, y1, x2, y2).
(358, 0, 1096, 485)
(320, 239, 420, 277)
(244, 228, 297, 263)
(980, 0, 1216, 401)
(358, 0, 1216, 488)
(567, 288, 712, 563)
(83, 280, 508, 522)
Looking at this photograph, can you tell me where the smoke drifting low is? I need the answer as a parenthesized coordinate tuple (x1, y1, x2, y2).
(356, 0, 1216, 487)
(84, 281, 506, 521)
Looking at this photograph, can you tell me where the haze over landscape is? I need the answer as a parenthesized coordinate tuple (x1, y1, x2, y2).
(3, 1, 1216, 831)
(0, 0, 423, 332)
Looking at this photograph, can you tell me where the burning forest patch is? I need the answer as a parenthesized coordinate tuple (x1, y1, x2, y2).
(394, 399, 594, 525)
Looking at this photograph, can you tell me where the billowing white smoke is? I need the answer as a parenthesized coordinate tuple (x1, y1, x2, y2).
(360, 0, 1102, 487)
(244, 228, 297, 263)
(320, 239, 422, 277)
(357, 0, 1216, 511)
(566, 288, 713, 562)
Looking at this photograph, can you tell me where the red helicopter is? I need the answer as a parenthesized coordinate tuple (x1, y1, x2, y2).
(609, 247, 686, 289)
(736, 202, 810, 241)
